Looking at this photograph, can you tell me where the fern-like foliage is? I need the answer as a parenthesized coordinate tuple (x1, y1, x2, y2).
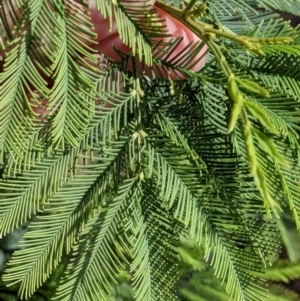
(1, 0, 300, 301)
(177, 238, 300, 301)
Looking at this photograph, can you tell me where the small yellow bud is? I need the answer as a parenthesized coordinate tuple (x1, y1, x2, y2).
(138, 171, 144, 181)
(131, 89, 137, 98)
(139, 130, 147, 138)
(132, 132, 139, 140)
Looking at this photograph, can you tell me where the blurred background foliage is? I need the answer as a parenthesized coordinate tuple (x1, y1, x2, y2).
(2, 215, 300, 301)
(70, 216, 300, 301)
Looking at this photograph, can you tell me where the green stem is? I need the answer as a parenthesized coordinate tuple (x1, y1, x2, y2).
(206, 40, 232, 77)
(182, 0, 198, 17)
(155, 1, 207, 39)
(131, 58, 142, 175)
(155, 0, 291, 53)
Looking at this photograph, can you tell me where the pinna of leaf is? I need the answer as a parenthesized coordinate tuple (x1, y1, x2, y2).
(0, 0, 209, 117)
(89, 0, 209, 79)
(0, 0, 209, 168)
(0, 0, 209, 99)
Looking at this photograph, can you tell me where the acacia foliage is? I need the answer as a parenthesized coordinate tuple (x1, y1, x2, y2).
(1, 0, 300, 301)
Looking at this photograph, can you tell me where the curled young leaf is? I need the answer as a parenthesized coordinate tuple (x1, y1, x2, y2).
(227, 76, 240, 104)
(252, 128, 290, 168)
(228, 102, 242, 133)
(243, 125, 257, 175)
(227, 76, 244, 133)
(245, 100, 279, 135)
(236, 78, 270, 98)
(253, 165, 282, 218)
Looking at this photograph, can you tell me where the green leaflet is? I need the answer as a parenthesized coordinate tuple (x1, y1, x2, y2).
(245, 99, 279, 135)
(227, 76, 240, 103)
(252, 128, 290, 167)
(253, 165, 282, 218)
(236, 78, 270, 98)
(252, 260, 300, 283)
(227, 77, 244, 133)
(228, 102, 242, 133)
(180, 289, 208, 301)
(243, 125, 257, 175)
